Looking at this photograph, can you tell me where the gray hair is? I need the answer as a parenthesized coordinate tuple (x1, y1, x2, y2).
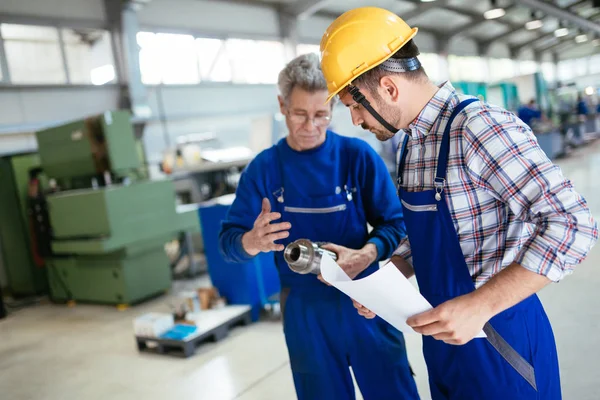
(277, 53, 336, 106)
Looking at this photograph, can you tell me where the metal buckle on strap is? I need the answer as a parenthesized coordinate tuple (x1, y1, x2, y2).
(434, 177, 445, 201)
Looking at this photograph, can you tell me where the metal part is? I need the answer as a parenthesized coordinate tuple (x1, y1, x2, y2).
(283, 239, 337, 275)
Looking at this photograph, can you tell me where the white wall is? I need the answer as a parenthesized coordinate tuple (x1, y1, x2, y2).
(138, 0, 279, 39)
(0, 0, 105, 22)
(0, 86, 120, 155)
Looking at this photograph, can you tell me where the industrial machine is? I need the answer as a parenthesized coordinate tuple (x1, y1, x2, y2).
(0, 110, 199, 305)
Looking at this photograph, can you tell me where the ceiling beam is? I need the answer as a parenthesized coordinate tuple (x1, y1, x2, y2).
(402, 0, 451, 21)
(283, 0, 337, 20)
(514, 0, 600, 35)
(511, 32, 556, 52)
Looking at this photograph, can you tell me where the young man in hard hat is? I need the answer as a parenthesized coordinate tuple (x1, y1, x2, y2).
(219, 53, 419, 400)
(320, 7, 597, 400)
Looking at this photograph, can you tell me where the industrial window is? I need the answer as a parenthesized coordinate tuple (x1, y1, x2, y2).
(489, 58, 517, 82)
(1, 24, 66, 84)
(589, 55, 600, 75)
(418, 53, 441, 83)
(225, 39, 285, 84)
(558, 60, 575, 81)
(449, 56, 488, 82)
(62, 28, 116, 85)
(541, 62, 556, 83)
(196, 38, 231, 82)
(518, 61, 538, 76)
(137, 31, 200, 84)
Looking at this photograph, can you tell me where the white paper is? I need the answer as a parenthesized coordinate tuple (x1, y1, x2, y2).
(321, 255, 486, 338)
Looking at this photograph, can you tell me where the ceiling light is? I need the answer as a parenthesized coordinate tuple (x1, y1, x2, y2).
(554, 27, 569, 37)
(420, 0, 436, 2)
(484, 0, 505, 20)
(484, 8, 506, 19)
(575, 34, 588, 43)
(585, 87, 595, 96)
(525, 10, 543, 30)
(525, 20, 543, 30)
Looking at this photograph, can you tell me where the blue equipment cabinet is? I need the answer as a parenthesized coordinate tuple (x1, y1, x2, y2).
(198, 196, 281, 321)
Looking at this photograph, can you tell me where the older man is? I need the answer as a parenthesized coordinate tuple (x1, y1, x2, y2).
(218, 53, 419, 400)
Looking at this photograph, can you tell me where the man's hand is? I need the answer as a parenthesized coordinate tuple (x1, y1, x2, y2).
(241, 198, 291, 256)
(352, 299, 376, 319)
(406, 293, 492, 345)
(320, 243, 377, 279)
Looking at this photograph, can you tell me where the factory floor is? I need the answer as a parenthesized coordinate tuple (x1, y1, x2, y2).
(2, 140, 600, 400)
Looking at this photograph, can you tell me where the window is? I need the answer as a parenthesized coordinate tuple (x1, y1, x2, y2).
(518, 60, 538, 76)
(590, 55, 600, 75)
(196, 38, 230, 82)
(541, 62, 556, 83)
(557, 59, 575, 81)
(1, 24, 66, 84)
(225, 39, 284, 84)
(449, 56, 488, 82)
(138, 31, 200, 84)
(418, 53, 441, 83)
(297, 44, 320, 56)
(489, 58, 517, 82)
(62, 28, 116, 85)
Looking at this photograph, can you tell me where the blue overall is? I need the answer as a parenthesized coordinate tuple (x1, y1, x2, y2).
(271, 140, 419, 400)
(397, 99, 561, 400)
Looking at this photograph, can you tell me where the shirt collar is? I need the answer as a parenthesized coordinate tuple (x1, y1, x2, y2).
(407, 81, 458, 137)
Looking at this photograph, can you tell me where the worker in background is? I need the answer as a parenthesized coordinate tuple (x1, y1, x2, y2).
(517, 99, 542, 129)
(577, 93, 589, 121)
(218, 53, 419, 400)
(320, 7, 598, 400)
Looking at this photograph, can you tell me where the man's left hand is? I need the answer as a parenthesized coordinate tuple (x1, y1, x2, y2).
(319, 243, 377, 280)
(406, 293, 492, 345)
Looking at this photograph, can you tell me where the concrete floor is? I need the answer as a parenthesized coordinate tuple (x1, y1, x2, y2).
(2, 141, 600, 400)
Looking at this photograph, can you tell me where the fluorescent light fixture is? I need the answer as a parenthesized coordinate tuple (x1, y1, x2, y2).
(575, 34, 588, 43)
(525, 20, 543, 30)
(554, 28, 569, 37)
(585, 86, 594, 96)
(484, 8, 506, 19)
(420, 0, 436, 2)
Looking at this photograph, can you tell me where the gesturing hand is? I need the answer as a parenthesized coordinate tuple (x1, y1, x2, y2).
(242, 198, 291, 256)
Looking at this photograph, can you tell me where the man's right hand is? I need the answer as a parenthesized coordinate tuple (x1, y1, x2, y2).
(242, 198, 291, 256)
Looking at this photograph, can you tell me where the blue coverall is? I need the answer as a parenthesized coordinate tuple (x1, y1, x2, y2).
(219, 131, 419, 400)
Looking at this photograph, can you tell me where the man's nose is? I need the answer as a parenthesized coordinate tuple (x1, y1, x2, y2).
(350, 110, 363, 127)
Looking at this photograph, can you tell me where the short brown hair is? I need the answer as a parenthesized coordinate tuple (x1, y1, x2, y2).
(351, 39, 428, 94)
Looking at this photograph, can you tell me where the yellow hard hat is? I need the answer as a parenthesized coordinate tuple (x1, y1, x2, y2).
(320, 7, 418, 103)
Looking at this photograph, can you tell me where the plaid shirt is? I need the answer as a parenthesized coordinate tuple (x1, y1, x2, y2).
(393, 82, 597, 286)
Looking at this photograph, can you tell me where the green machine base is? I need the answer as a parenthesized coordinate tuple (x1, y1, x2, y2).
(47, 245, 171, 305)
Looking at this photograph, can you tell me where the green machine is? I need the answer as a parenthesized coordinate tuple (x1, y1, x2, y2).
(454, 81, 488, 102)
(488, 82, 520, 112)
(30, 110, 198, 305)
(0, 153, 48, 296)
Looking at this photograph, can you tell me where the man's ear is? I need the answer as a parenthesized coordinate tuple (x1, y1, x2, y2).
(277, 95, 286, 115)
(379, 76, 399, 102)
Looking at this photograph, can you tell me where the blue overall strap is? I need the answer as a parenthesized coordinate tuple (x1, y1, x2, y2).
(396, 134, 410, 186)
(435, 98, 479, 183)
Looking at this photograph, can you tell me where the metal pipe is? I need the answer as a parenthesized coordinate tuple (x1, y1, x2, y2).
(515, 0, 600, 35)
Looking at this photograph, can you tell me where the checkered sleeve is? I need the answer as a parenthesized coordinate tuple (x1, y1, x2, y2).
(462, 108, 598, 282)
(393, 237, 413, 266)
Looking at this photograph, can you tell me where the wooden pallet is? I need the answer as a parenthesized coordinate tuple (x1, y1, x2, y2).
(135, 305, 252, 358)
